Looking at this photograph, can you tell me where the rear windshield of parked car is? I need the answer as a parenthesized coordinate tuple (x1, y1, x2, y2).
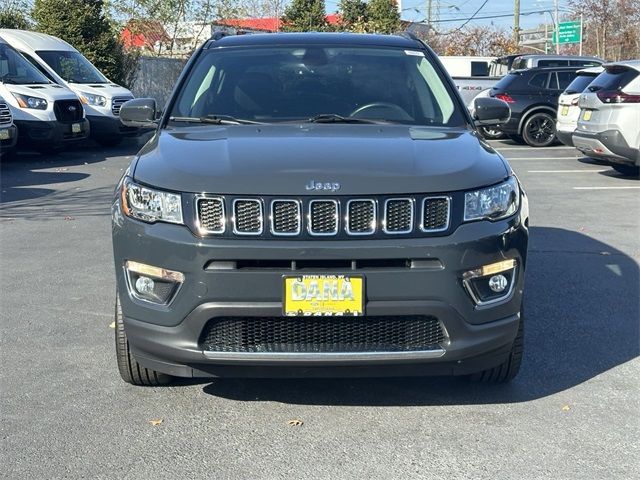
(588, 67, 639, 91)
(170, 46, 466, 126)
(564, 73, 598, 94)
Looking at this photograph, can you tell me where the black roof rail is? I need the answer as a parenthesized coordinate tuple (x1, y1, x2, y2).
(398, 30, 421, 43)
(209, 29, 255, 41)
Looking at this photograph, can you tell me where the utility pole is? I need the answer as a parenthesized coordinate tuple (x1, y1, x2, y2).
(514, 0, 520, 46)
(554, 0, 560, 54)
(427, 0, 433, 38)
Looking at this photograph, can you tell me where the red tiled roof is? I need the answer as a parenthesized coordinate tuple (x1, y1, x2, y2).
(121, 20, 170, 49)
(217, 14, 341, 33)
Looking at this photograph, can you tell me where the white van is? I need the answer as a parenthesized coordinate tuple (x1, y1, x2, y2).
(0, 94, 18, 155)
(0, 29, 137, 145)
(0, 37, 89, 151)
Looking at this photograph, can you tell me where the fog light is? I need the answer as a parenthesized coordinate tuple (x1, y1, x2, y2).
(124, 260, 184, 305)
(135, 276, 155, 294)
(488, 274, 508, 293)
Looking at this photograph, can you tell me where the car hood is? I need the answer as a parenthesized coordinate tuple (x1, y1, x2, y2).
(3, 83, 78, 101)
(133, 125, 509, 195)
(69, 83, 133, 99)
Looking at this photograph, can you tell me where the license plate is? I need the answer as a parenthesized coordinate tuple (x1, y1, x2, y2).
(561, 106, 569, 116)
(583, 110, 592, 121)
(283, 275, 364, 316)
(0, 129, 9, 140)
(72, 123, 81, 133)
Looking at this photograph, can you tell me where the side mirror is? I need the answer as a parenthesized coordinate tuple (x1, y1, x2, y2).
(120, 98, 157, 128)
(473, 97, 510, 126)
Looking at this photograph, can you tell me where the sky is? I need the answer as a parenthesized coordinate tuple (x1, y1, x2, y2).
(324, 0, 571, 32)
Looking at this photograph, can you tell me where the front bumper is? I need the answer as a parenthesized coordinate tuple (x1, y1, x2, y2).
(87, 115, 140, 139)
(573, 129, 640, 166)
(14, 119, 89, 146)
(112, 198, 529, 378)
(0, 124, 18, 149)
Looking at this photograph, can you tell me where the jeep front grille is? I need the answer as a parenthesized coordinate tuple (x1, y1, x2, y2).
(0, 102, 11, 125)
(233, 199, 263, 235)
(111, 97, 132, 116)
(200, 315, 446, 353)
(195, 195, 451, 238)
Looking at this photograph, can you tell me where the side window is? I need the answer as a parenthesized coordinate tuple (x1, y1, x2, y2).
(21, 52, 57, 82)
(557, 71, 576, 90)
(570, 60, 600, 67)
(538, 60, 569, 68)
(528, 73, 548, 89)
(470, 61, 488, 77)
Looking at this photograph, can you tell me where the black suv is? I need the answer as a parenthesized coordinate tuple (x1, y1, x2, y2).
(490, 66, 582, 147)
(113, 33, 528, 386)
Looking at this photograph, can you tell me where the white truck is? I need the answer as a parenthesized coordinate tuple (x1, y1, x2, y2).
(0, 29, 138, 145)
(0, 36, 89, 152)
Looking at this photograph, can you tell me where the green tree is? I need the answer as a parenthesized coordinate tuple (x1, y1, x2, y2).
(0, 0, 31, 29)
(366, 0, 400, 34)
(32, 0, 136, 87)
(281, 0, 328, 32)
(338, 0, 367, 30)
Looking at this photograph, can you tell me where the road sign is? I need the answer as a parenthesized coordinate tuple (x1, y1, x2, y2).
(553, 21, 582, 44)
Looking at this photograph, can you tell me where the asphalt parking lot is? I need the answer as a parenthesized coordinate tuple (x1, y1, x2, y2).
(1, 137, 638, 479)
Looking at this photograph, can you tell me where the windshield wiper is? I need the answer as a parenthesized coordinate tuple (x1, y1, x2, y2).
(306, 114, 384, 124)
(169, 114, 262, 125)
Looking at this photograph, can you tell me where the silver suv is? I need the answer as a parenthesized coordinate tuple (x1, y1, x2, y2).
(573, 61, 640, 176)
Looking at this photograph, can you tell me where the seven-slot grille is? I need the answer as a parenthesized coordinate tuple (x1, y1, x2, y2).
(200, 316, 446, 353)
(0, 102, 11, 125)
(233, 199, 263, 234)
(111, 97, 131, 116)
(196, 196, 451, 237)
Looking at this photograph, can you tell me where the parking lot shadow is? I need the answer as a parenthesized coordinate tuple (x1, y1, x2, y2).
(202, 226, 639, 406)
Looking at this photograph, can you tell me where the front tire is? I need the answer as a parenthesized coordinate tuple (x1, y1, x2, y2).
(469, 311, 524, 383)
(522, 112, 556, 147)
(115, 294, 173, 386)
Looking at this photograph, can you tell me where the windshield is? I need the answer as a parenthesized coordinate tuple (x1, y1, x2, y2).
(37, 50, 109, 84)
(563, 73, 598, 94)
(0, 43, 51, 85)
(170, 46, 465, 126)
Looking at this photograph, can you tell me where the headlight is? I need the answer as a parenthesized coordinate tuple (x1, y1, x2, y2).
(79, 92, 107, 107)
(120, 177, 183, 224)
(12, 93, 48, 110)
(464, 176, 520, 222)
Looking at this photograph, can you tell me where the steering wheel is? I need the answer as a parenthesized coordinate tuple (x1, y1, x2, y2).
(350, 102, 413, 121)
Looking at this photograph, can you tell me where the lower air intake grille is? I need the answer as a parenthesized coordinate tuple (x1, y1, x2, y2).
(421, 197, 450, 232)
(200, 316, 446, 353)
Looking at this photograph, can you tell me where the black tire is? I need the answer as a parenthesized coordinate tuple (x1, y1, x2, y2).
(469, 311, 524, 383)
(115, 294, 172, 386)
(611, 164, 640, 177)
(521, 112, 556, 147)
(508, 134, 526, 144)
(480, 126, 505, 140)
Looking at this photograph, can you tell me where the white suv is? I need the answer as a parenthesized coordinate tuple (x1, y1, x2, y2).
(556, 66, 603, 147)
(573, 61, 640, 176)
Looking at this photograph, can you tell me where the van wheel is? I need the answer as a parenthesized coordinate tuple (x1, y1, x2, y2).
(469, 311, 524, 383)
(611, 164, 640, 177)
(522, 112, 556, 147)
(115, 294, 173, 386)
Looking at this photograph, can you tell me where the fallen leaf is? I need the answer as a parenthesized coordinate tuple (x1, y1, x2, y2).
(287, 419, 303, 427)
(149, 418, 164, 426)
(578, 226, 585, 232)
(561, 405, 571, 412)
(109, 321, 116, 329)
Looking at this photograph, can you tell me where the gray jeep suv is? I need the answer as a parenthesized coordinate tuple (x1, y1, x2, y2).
(113, 32, 528, 386)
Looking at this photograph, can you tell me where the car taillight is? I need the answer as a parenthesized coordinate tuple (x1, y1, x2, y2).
(571, 97, 579, 106)
(596, 90, 640, 103)
(495, 93, 515, 103)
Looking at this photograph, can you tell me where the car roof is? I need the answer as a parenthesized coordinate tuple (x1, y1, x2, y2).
(513, 54, 602, 61)
(576, 66, 604, 75)
(205, 32, 422, 49)
(0, 29, 75, 52)
(604, 60, 640, 72)
(510, 66, 585, 75)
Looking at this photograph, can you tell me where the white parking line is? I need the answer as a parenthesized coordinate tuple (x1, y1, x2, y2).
(527, 169, 607, 173)
(573, 186, 640, 190)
